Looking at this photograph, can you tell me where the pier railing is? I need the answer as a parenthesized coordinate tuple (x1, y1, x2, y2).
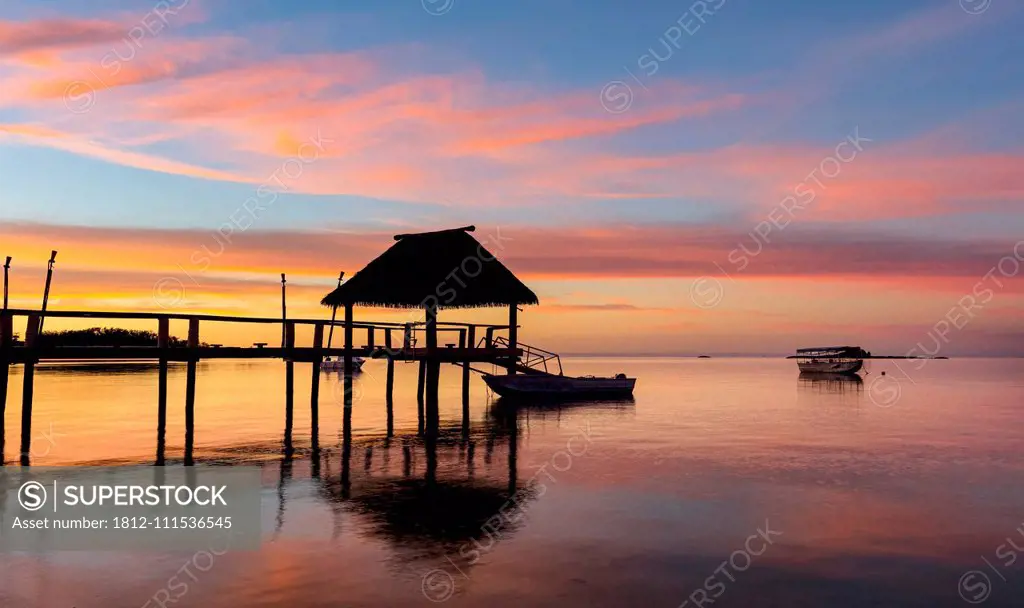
(0, 308, 519, 363)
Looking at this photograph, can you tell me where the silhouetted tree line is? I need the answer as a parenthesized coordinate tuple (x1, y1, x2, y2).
(33, 327, 207, 348)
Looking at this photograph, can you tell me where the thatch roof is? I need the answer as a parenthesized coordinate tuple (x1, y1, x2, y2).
(321, 226, 538, 310)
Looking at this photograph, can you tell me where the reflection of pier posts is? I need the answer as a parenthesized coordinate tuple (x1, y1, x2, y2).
(341, 374, 352, 499)
(416, 361, 426, 434)
(275, 455, 292, 537)
(507, 410, 518, 493)
(402, 441, 412, 477)
(425, 433, 437, 485)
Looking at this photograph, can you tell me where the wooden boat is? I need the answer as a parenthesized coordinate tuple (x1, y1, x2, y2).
(789, 346, 867, 375)
(482, 372, 635, 399)
(320, 356, 365, 371)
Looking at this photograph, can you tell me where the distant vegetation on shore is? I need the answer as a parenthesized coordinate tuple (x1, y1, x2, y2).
(32, 327, 207, 348)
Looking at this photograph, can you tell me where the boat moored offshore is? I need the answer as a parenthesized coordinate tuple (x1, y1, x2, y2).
(320, 356, 365, 371)
(790, 346, 868, 375)
(482, 372, 636, 399)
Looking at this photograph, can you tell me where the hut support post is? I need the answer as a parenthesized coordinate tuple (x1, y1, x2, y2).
(343, 304, 353, 378)
(462, 327, 473, 434)
(184, 318, 199, 466)
(20, 313, 39, 463)
(424, 304, 440, 432)
(507, 305, 518, 375)
(385, 329, 394, 436)
(343, 305, 354, 411)
(310, 323, 323, 449)
(284, 322, 295, 453)
(156, 317, 169, 464)
(0, 312, 12, 452)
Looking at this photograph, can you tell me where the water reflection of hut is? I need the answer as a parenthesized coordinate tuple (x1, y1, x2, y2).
(311, 408, 534, 576)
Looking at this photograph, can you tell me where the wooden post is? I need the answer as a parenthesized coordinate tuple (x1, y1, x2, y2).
(2, 256, 10, 310)
(342, 304, 354, 415)
(156, 317, 169, 464)
(38, 251, 56, 334)
(310, 323, 323, 450)
(367, 327, 374, 351)
(284, 321, 295, 453)
(385, 329, 394, 436)
(462, 327, 473, 407)
(343, 304, 354, 378)
(0, 312, 12, 451)
(325, 272, 344, 349)
(485, 327, 494, 348)
(20, 313, 40, 463)
(507, 305, 518, 375)
(184, 318, 199, 466)
(280, 273, 287, 348)
(424, 304, 440, 434)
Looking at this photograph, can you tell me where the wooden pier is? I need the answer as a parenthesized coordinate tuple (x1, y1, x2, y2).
(0, 308, 523, 464)
(0, 225, 541, 465)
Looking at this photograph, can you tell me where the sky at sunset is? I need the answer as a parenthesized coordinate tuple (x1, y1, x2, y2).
(1, 0, 1023, 355)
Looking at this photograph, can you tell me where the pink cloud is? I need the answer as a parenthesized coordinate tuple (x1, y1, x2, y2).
(0, 18, 126, 57)
(4, 221, 1022, 286)
(0, 6, 1018, 218)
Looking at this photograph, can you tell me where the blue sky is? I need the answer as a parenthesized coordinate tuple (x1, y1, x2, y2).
(1, 0, 1023, 353)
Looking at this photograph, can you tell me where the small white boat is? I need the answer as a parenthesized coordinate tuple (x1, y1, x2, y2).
(482, 372, 635, 399)
(320, 356, 365, 371)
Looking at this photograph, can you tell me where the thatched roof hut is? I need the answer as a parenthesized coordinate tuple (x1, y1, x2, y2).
(320, 226, 536, 378)
(320, 226, 537, 310)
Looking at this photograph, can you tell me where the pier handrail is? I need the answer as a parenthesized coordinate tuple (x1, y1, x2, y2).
(0, 308, 521, 362)
(0, 308, 511, 330)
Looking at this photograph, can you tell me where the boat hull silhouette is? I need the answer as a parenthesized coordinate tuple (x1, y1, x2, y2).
(796, 359, 863, 375)
(482, 373, 636, 399)
(321, 357, 365, 371)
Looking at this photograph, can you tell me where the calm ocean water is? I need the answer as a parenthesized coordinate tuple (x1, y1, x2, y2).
(1, 357, 1023, 607)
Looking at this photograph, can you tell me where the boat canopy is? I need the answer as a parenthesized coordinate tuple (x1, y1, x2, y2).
(794, 346, 868, 358)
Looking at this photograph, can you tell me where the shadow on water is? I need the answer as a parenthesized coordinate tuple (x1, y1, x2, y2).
(489, 395, 636, 411)
(797, 372, 864, 395)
